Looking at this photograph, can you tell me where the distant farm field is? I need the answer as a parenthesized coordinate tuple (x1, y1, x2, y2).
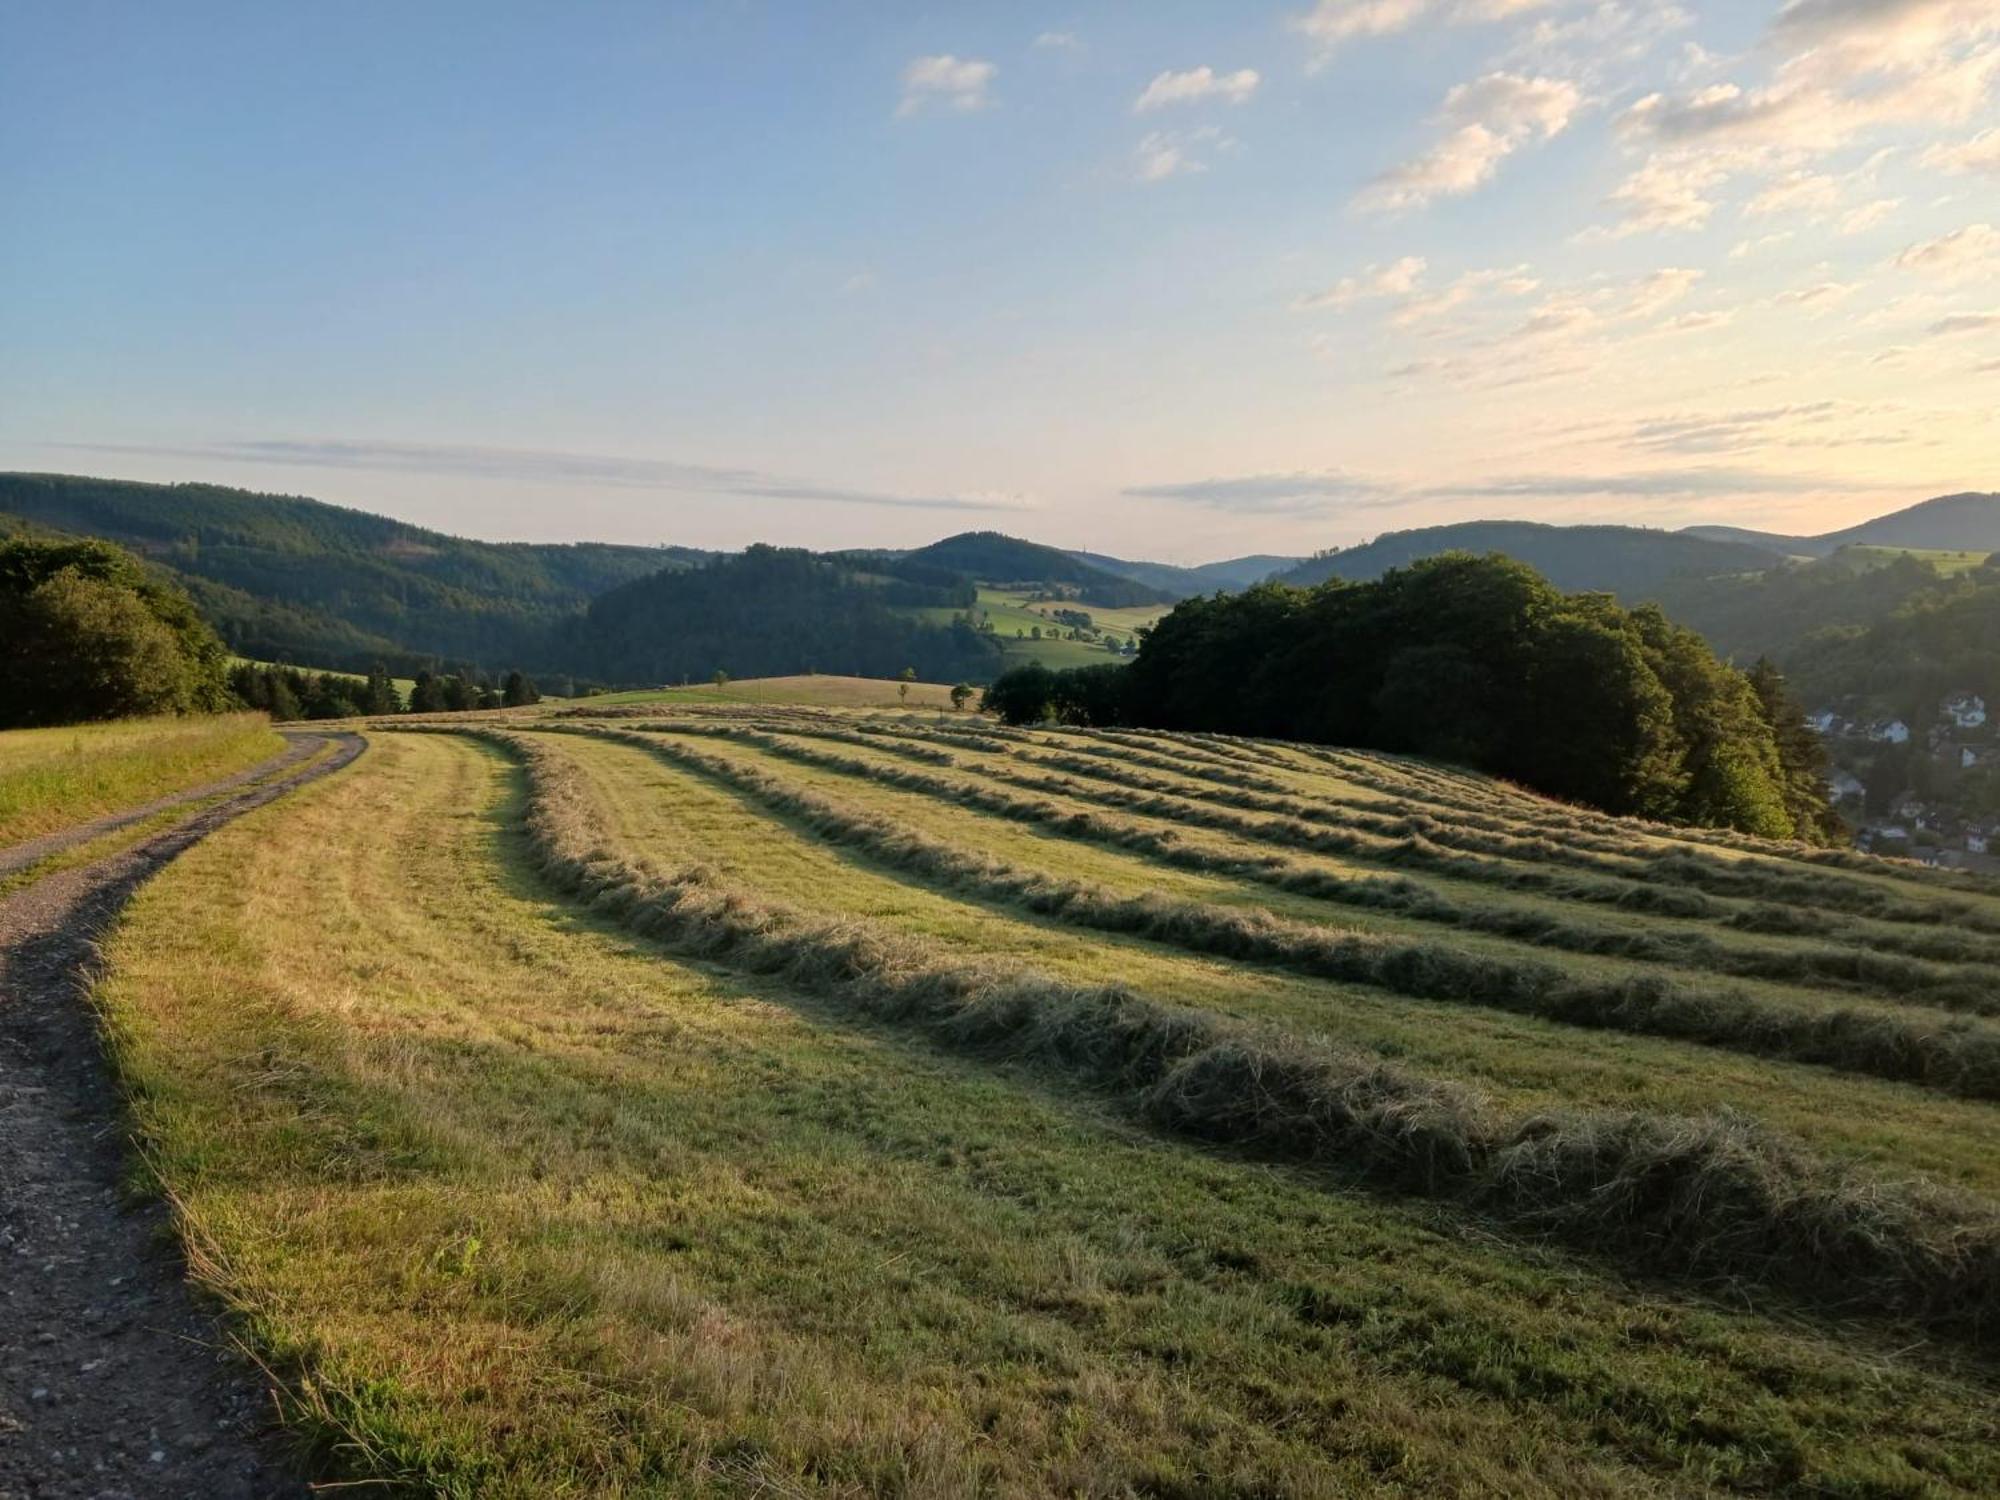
(906, 586, 1166, 669)
(584, 674, 975, 710)
(86, 702, 2000, 1494)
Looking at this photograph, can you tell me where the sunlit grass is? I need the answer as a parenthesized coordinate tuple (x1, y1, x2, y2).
(95, 730, 2000, 1495)
(0, 712, 281, 846)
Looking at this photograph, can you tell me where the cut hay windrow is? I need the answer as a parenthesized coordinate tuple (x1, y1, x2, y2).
(575, 723, 2000, 1098)
(629, 716, 2000, 982)
(488, 725, 2000, 1352)
(1275, 737, 2000, 896)
(794, 734, 2000, 1014)
(1006, 737, 2000, 927)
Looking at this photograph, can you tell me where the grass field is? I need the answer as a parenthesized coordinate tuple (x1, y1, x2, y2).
(88, 703, 2000, 1494)
(0, 713, 282, 847)
(907, 587, 1167, 669)
(1834, 546, 1993, 576)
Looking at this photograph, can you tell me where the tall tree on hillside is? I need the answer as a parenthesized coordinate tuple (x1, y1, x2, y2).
(0, 536, 232, 727)
(360, 665, 403, 715)
(408, 671, 446, 713)
(502, 670, 539, 707)
(1747, 658, 1843, 842)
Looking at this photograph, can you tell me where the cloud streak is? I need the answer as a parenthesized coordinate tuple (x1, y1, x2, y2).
(54, 439, 1028, 513)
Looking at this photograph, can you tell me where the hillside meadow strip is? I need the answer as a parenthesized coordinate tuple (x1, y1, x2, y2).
(606, 719, 2000, 1007)
(0, 712, 282, 847)
(92, 727, 2000, 1496)
(556, 723, 2000, 1107)
(835, 719, 2000, 964)
(637, 716, 2000, 983)
(486, 726, 2000, 1354)
(513, 728, 2000, 1199)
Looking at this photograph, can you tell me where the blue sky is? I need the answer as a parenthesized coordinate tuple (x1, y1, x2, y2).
(3, 1, 1996, 560)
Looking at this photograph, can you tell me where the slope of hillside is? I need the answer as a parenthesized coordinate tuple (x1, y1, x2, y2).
(1065, 549, 1300, 597)
(0, 472, 695, 672)
(1274, 520, 1784, 595)
(559, 544, 1002, 685)
(83, 706, 2000, 1494)
(1686, 492, 2000, 557)
(901, 532, 1173, 606)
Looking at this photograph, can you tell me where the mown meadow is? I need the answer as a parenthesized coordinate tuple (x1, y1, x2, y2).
(86, 700, 2000, 1495)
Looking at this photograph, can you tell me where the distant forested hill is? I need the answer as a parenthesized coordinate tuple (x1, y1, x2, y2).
(1684, 492, 2000, 558)
(1778, 556, 2000, 711)
(560, 545, 1004, 685)
(1650, 551, 1955, 663)
(900, 532, 1174, 607)
(0, 473, 694, 673)
(1065, 550, 1300, 598)
(1274, 521, 1784, 595)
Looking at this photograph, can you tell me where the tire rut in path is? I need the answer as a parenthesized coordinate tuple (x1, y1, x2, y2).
(0, 731, 364, 1500)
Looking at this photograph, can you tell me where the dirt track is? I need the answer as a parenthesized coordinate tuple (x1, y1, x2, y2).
(0, 731, 364, 1500)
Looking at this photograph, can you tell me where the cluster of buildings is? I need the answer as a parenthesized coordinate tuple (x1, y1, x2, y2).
(1812, 694, 1999, 869)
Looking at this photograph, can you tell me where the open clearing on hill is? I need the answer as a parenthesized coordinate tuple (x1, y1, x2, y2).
(52, 700, 2000, 1495)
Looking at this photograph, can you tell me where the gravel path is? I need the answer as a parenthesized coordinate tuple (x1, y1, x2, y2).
(0, 731, 364, 1500)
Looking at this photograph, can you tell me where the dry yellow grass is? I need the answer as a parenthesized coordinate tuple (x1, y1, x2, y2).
(0, 712, 281, 847)
(93, 729, 2000, 1495)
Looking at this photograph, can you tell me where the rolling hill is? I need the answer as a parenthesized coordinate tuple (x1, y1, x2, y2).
(1064, 549, 1301, 597)
(1684, 492, 2000, 557)
(1272, 520, 1785, 595)
(558, 544, 1002, 685)
(0, 472, 695, 674)
(898, 532, 1174, 607)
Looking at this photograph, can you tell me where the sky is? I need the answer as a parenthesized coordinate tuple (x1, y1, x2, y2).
(2, 0, 1996, 562)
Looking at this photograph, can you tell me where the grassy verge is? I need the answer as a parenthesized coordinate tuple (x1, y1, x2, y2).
(0, 735, 345, 898)
(0, 713, 282, 847)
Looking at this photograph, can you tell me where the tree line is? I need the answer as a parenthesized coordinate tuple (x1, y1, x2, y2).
(985, 554, 1839, 842)
(2, 532, 551, 729)
(229, 663, 542, 720)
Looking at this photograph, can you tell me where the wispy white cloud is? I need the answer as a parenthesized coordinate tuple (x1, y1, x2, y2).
(1133, 126, 1229, 181)
(1124, 469, 1402, 514)
(1032, 31, 1083, 52)
(1134, 65, 1260, 113)
(1730, 230, 1795, 257)
(58, 439, 1029, 513)
(1922, 126, 2000, 174)
(1839, 197, 1901, 234)
(1929, 309, 2000, 335)
(1291, 0, 1559, 68)
(1589, 153, 1727, 237)
(1294, 255, 1429, 312)
(897, 55, 996, 117)
(1356, 72, 1580, 214)
(1894, 222, 2000, 280)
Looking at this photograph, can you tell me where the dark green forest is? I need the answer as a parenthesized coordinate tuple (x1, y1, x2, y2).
(894, 531, 1174, 608)
(989, 554, 1837, 842)
(1273, 521, 1784, 594)
(0, 473, 689, 675)
(0, 535, 234, 727)
(561, 545, 1004, 685)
